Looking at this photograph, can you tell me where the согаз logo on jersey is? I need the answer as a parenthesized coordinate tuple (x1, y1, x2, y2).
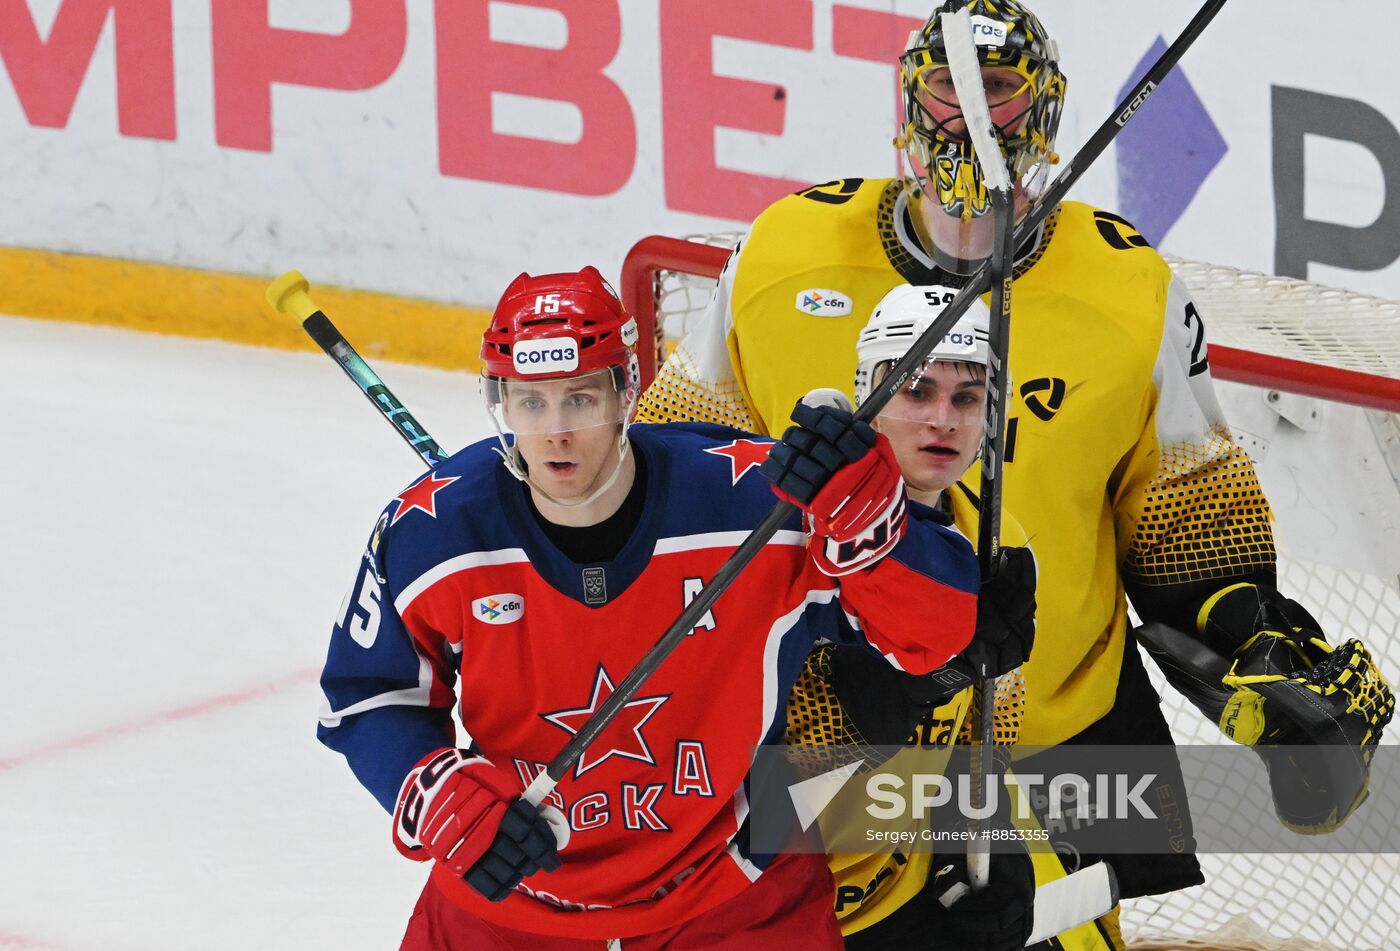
(472, 594, 524, 625)
(795, 288, 853, 317)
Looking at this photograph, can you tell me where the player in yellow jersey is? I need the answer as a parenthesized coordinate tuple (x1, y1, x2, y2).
(786, 283, 1113, 950)
(640, 0, 1393, 946)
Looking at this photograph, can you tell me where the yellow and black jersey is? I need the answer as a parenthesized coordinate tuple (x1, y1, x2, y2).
(786, 488, 1120, 946)
(638, 178, 1277, 750)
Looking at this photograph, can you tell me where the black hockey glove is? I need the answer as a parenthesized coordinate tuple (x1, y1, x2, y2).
(953, 546, 1037, 680)
(761, 400, 879, 506)
(922, 850, 1035, 951)
(828, 645, 974, 746)
(465, 799, 565, 902)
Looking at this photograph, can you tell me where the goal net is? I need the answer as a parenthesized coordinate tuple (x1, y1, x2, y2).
(621, 234, 1400, 951)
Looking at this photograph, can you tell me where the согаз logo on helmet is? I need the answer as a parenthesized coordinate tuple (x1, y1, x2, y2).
(513, 336, 580, 374)
(970, 16, 1009, 47)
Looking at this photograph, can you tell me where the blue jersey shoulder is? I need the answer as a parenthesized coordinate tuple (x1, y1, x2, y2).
(629, 423, 799, 537)
(368, 437, 517, 588)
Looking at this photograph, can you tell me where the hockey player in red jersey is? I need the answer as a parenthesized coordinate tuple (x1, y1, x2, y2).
(317, 266, 1035, 949)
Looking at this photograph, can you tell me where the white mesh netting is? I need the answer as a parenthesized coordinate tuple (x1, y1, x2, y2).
(1165, 257, 1400, 379)
(636, 236, 1400, 951)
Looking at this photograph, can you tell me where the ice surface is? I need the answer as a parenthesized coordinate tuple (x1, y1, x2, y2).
(0, 316, 494, 951)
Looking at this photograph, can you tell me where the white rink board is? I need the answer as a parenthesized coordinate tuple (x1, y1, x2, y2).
(3, 0, 1400, 304)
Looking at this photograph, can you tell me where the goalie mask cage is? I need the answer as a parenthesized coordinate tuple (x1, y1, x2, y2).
(621, 234, 1400, 951)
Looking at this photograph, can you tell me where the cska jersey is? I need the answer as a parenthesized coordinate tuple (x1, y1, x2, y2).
(638, 179, 1277, 748)
(317, 421, 980, 940)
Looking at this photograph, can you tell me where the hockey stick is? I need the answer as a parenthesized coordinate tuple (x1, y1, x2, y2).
(274, 0, 1227, 813)
(941, 5, 1015, 891)
(267, 271, 449, 468)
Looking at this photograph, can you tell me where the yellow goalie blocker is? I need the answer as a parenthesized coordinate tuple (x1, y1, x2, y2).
(1140, 586, 1395, 836)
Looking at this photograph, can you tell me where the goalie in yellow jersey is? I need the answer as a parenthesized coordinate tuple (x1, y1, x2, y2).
(639, 0, 1395, 945)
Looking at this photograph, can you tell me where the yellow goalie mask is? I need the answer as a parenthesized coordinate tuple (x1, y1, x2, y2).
(897, 0, 1067, 220)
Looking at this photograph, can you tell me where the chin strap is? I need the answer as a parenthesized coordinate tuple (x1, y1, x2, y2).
(492, 436, 633, 510)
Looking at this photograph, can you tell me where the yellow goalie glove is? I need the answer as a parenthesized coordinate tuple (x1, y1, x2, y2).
(1138, 583, 1395, 834)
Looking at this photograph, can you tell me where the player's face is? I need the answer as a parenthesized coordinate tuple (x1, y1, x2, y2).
(872, 360, 986, 496)
(505, 376, 625, 502)
(913, 64, 1033, 139)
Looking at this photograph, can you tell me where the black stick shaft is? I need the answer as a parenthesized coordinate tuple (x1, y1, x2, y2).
(969, 182, 1017, 886)
(976, 188, 1015, 577)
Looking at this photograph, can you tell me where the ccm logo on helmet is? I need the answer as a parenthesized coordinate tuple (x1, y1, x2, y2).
(513, 336, 579, 375)
(970, 16, 1009, 47)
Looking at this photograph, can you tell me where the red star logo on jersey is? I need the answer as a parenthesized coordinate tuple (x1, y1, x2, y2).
(704, 438, 774, 485)
(391, 471, 460, 524)
(541, 664, 670, 778)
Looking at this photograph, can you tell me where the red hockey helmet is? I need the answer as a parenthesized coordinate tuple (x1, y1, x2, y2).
(481, 266, 640, 383)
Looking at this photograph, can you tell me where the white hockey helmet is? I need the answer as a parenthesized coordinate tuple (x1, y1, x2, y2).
(854, 283, 992, 405)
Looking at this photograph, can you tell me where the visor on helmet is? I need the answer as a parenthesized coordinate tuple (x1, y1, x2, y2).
(482, 367, 631, 437)
(870, 357, 987, 426)
(912, 63, 1034, 116)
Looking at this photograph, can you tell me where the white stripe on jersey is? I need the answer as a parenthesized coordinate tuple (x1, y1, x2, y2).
(395, 547, 531, 615)
(652, 530, 805, 557)
(761, 587, 840, 743)
(725, 841, 763, 883)
(724, 784, 762, 881)
(318, 651, 434, 728)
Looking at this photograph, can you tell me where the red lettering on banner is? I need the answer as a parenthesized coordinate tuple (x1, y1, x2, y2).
(659, 0, 812, 222)
(831, 5, 922, 63)
(435, 0, 634, 196)
(0, 0, 174, 139)
(211, 0, 406, 152)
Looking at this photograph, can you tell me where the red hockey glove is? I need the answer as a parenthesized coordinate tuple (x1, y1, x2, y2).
(393, 749, 566, 901)
(761, 400, 907, 575)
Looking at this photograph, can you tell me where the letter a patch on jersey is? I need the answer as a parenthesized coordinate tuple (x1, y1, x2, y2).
(391, 472, 460, 524)
(704, 439, 773, 485)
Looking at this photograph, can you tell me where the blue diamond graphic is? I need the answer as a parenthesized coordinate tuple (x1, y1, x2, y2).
(1115, 37, 1228, 246)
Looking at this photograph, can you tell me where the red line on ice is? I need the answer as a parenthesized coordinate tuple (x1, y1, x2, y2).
(0, 932, 70, 949)
(0, 667, 319, 772)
